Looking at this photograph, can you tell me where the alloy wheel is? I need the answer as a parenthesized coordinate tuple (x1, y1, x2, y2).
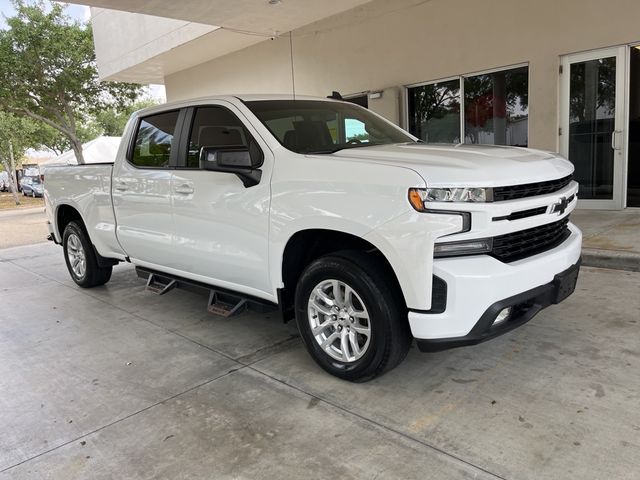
(307, 279, 371, 362)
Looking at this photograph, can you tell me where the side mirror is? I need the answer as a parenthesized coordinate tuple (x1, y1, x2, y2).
(199, 146, 262, 187)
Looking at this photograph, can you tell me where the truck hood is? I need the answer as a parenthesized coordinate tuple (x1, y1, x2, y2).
(326, 143, 573, 187)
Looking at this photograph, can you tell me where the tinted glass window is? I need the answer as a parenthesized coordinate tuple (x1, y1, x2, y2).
(185, 107, 250, 168)
(408, 79, 461, 143)
(464, 66, 529, 146)
(407, 66, 529, 147)
(246, 100, 414, 154)
(131, 111, 179, 168)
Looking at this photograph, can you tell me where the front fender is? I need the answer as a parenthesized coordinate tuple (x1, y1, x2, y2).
(364, 211, 462, 310)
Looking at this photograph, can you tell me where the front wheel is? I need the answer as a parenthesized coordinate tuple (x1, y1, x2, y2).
(295, 251, 411, 382)
(63, 221, 112, 288)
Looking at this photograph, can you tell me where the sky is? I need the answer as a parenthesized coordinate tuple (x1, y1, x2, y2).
(0, 1, 91, 28)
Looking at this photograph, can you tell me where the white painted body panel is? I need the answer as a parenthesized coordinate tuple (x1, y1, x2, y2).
(45, 95, 583, 341)
(44, 164, 127, 261)
(409, 224, 582, 339)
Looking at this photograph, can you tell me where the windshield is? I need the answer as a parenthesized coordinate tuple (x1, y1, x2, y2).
(245, 100, 415, 154)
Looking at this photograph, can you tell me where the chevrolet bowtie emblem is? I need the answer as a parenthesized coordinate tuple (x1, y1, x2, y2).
(552, 197, 569, 215)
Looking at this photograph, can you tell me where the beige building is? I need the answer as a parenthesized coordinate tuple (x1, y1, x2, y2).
(77, 0, 640, 209)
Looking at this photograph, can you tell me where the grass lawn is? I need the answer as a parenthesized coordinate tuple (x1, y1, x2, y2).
(0, 191, 45, 210)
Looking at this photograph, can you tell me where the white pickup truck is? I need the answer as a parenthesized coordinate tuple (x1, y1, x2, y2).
(45, 95, 582, 381)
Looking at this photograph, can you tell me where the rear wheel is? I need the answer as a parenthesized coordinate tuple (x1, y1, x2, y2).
(63, 221, 112, 288)
(294, 251, 411, 382)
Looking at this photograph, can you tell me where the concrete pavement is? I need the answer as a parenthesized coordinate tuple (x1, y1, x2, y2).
(572, 209, 640, 271)
(0, 207, 48, 249)
(1, 242, 639, 479)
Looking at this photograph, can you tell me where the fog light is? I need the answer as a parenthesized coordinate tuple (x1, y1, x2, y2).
(493, 307, 512, 326)
(433, 238, 492, 257)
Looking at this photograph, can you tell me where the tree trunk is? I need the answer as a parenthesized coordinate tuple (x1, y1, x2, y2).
(1, 157, 20, 205)
(70, 137, 85, 165)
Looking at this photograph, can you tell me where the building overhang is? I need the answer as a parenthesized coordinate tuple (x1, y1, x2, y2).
(71, 0, 374, 83)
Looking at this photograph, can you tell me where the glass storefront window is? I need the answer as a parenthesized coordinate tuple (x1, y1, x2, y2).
(407, 79, 460, 143)
(407, 65, 529, 147)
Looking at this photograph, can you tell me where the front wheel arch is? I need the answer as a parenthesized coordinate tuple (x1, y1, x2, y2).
(279, 229, 406, 321)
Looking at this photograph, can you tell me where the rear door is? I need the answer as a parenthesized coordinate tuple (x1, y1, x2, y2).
(112, 109, 182, 265)
(170, 102, 273, 296)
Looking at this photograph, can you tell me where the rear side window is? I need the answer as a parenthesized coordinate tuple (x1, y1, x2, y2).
(185, 107, 250, 168)
(131, 111, 180, 168)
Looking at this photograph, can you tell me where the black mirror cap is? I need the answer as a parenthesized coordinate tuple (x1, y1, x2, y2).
(199, 146, 262, 188)
(200, 147, 253, 170)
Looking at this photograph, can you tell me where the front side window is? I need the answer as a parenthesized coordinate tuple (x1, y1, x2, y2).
(185, 107, 250, 168)
(131, 111, 179, 168)
(407, 65, 529, 147)
(246, 100, 414, 154)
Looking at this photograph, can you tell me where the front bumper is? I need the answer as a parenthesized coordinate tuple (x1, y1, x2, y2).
(408, 223, 582, 345)
(416, 259, 580, 352)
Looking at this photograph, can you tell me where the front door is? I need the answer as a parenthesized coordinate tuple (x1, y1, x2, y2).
(560, 46, 627, 209)
(170, 103, 273, 298)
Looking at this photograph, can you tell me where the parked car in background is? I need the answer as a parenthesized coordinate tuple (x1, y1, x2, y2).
(0, 171, 9, 192)
(20, 176, 44, 197)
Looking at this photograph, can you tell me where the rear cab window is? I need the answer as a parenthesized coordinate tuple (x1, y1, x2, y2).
(131, 110, 180, 168)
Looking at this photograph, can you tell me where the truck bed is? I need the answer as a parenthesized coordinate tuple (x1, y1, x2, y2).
(44, 164, 124, 260)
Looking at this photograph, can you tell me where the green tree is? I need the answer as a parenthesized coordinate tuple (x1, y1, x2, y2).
(0, 1, 141, 164)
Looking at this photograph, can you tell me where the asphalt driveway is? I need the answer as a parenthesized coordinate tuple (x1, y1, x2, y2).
(1, 242, 639, 479)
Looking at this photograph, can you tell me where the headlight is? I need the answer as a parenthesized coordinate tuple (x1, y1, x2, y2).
(409, 187, 491, 204)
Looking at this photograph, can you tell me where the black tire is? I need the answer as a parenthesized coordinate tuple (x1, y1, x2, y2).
(294, 251, 411, 382)
(62, 221, 112, 288)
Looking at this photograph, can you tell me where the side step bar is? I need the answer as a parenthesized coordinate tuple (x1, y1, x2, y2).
(146, 273, 177, 295)
(136, 267, 276, 318)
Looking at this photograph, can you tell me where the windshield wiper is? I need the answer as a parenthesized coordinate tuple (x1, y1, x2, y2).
(305, 149, 343, 154)
(305, 143, 383, 155)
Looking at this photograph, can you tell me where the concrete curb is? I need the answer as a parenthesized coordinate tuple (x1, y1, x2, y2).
(582, 248, 640, 272)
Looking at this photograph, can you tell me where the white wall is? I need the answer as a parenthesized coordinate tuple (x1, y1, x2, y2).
(164, 0, 640, 151)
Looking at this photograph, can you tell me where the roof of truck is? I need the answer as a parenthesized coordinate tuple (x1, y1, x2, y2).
(135, 94, 342, 117)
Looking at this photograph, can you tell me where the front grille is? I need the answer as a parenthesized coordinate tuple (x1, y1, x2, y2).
(493, 175, 573, 202)
(491, 217, 571, 262)
(493, 206, 548, 222)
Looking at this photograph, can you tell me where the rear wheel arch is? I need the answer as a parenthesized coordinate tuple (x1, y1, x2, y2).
(56, 204, 118, 268)
(279, 229, 406, 321)
(56, 204, 85, 240)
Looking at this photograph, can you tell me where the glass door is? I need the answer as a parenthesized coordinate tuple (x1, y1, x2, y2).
(627, 46, 640, 207)
(560, 47, 627, 209)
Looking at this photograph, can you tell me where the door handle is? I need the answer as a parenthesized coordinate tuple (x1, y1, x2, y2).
(114, 182, 128, 192)
(611, 130, 623, 151)
(174, 184, 194, 195)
